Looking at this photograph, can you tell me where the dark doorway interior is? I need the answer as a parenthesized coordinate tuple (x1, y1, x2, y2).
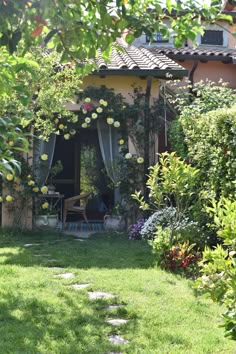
(52, 130, 114, 220)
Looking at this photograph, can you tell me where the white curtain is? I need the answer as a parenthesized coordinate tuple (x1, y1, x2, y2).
(97, 119, 120, 202)
(33, 134, 56, 186)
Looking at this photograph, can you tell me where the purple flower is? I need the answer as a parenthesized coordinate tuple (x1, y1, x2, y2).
(128, 219, 145, 240)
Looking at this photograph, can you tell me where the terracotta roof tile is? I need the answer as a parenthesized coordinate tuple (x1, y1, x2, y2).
(147, 46, 236, 62)
(95, 39, 186, 74)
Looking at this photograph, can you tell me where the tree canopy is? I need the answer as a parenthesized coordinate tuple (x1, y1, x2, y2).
(0, 0, 232, 176)
(0, 0, 231, 61)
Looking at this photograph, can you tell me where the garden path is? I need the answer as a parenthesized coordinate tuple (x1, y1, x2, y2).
(53, 270, 130, 351)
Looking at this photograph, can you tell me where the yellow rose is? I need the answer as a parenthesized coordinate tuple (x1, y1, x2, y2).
(99, 99, 104, 105)
(6, 174, 14, 181)
(119, 139, 125, 145)
(64, 134, 70, 140)
(27, 175, 31, 179)
(92, 113, 97, 119)
(59, 124, 64, 130)
(102, 100, 108, 107)
(137, 157, 144, 164)
(114, 121, 120, 128)
(125, 153, 132, 159)
(84, 97, 91, 103)
(41, 186, 48, 194)
(41, 154, 48, 161)
(85, 117, 91, 124)
(28, 180, 35, 186)
(82, 123, 88, 128)
(54, 118, 59, 124)
(107, 117, 114, 125)
(33, 187, 39, 192)
(96, 107, 103, 113)
(82, 109, 87, 114)
(6, 195, 13, 203)
(0, 196, 3, 203)
(8, 141, 14, 147)
(70, 129, 76, 135)
(42, 202, 49, 209)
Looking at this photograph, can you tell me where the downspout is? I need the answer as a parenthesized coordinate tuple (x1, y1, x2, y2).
(189, 60, 199, 98)
(144, 76, 152, 201)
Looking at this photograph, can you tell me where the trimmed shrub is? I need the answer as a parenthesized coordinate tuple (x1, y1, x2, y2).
(171, 104, 236, 200)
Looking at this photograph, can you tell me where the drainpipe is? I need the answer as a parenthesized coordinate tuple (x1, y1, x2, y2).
(144, 76, 152, 201)
(189, 60, 199, 98)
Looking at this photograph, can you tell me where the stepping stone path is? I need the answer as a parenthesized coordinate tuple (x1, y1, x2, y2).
(88, 291, 116, 300)
(55, 274, 129, 349)
(108, 335, 129, 345)
(55, 272, 75, 279)
(105, 305, 125, 311)
(70, 283, 91, 290)
(106, 319, 129, 326)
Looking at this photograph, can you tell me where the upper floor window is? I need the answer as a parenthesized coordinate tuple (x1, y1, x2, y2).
(146, 32, 169, 44)
(201, 30, 223, 45)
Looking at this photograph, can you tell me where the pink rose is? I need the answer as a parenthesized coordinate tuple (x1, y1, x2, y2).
(84, 103, 93, 111)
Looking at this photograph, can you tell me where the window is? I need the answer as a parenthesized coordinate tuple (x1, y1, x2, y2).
(146, 33, 169, 43)
(201, 30, 223, 45)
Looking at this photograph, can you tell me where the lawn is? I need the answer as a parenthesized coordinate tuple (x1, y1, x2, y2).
(0, 229, 234, 354)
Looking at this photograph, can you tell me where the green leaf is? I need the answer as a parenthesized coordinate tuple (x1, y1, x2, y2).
(166, 0, 172, 14)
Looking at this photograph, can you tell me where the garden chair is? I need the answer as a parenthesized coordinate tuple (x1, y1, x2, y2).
(63, 192, 91, 228)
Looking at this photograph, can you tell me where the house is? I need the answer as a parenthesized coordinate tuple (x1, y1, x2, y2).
(1, 41, 188, 229)
(132, 2, 236, 88)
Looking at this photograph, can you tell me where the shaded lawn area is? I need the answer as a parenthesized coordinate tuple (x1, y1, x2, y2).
(0, 229, 234, 354)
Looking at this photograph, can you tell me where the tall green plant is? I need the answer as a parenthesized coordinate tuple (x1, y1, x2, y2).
(195, 198, 236, 340)
(133, 152, 199, 216)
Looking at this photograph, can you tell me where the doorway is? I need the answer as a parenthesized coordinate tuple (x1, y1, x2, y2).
(52, 129, 114, 219)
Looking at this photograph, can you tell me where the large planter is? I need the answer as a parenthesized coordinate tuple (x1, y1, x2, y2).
(34, 214, 58, 229)
(104, 214, 126, 231)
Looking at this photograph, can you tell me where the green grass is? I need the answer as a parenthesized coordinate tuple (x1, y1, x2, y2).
(0, 229, 234, 354)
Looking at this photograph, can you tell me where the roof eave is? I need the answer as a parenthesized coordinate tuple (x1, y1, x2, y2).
(166, 54, 233, 63)
(92, 69, 188, 79)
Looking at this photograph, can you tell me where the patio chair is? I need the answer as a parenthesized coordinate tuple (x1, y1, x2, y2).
(63, 192, 91, 227)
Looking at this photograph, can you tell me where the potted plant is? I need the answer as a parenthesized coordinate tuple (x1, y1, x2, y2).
(34, 200, 59, 229)
(47, 160, 63, 194)
(104, 202, 126, 231)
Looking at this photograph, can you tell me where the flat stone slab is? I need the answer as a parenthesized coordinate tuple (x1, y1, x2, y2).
(63, 231, 93, 238)
(55, 272, 75, 279)
(50, 267, 65, 270)
(70, 283, 91, 290)
(34, 254, 51, 257)
(106, 319, 128, 326)
(105, 305, 125, 311)
(88, 291, 116, 300)
(24, 243, 41, 247)
(108, 335, 129, 345)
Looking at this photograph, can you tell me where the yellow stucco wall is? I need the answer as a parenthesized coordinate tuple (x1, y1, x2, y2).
(67, 75, 160, 110)
(82, 75, 160, 102)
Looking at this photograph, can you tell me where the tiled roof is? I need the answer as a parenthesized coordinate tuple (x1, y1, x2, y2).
(147, 46, 236, 63)
(94, 40, 188, 78)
